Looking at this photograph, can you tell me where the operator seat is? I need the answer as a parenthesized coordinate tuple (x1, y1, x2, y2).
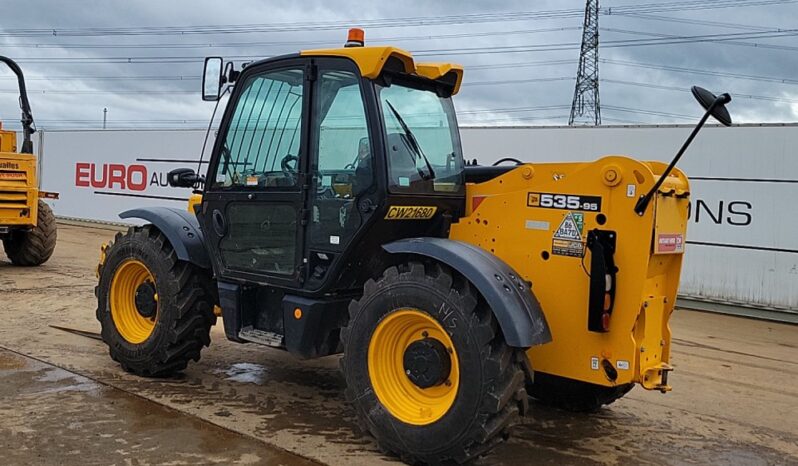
(386, 132, 419, 187)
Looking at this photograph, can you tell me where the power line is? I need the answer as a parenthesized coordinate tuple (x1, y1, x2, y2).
(468, 59, 575, 70)
(0, 27, 582, 50)
(0, 105, 574, 124)
(601, 58, 798, 84)
(0, 112, 575, 129)
(462, 77, 574, 86)
(602, 105, 698, 119)
(458, 114, 572, 124)
(601, 26, 798, 52)
(602, 78, 798, 104)
(601, 116, 646, 124)
(0, 76, 574, 94)
(460, 105, 572, 114)
(0, 60, 573, 80)
(2, 62, 796, 98)
(6, 26, 798, 66)
(0, 11, 586, 37)
(0, 89, 195, 95)
(608, 12, 775, 31)
(0, 75, 200, 81)
(0, 0, 792, 38)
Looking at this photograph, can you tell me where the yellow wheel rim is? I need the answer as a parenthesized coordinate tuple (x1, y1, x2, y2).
(367, 309, 460, 425)
(110, 259, 158, 344)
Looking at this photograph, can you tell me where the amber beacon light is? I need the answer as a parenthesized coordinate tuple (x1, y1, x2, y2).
(345, 28, 365, 47)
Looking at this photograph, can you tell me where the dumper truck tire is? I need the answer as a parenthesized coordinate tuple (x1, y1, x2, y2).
(341, 261, 528, 464)
(95, 225, 216, 377)
(528, 372, 634, 413)
(3, 200, 57, 266)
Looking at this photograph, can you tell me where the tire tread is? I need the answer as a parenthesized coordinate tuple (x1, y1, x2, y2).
(3, 200, 57, 266)
(342, 261, 527, 464)
(96, 225, 216, 378)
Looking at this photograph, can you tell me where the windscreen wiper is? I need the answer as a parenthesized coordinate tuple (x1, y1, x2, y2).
(385, 100, 436, 181)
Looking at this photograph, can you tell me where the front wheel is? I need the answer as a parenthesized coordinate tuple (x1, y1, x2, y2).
(95, 225, 216, 377)
(341, 262, 528, 464)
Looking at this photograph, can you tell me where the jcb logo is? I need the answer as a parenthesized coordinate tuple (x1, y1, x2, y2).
(385, 206, 437, 220)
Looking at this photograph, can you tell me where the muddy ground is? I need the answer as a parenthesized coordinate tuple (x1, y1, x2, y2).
(1, 222, 796, 465)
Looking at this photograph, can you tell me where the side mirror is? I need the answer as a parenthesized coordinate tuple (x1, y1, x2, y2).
(168, 168, 205, 188)
(691, 86, 732, 126)
(634, 86, 732, 215)
(202, 57, 224, 101)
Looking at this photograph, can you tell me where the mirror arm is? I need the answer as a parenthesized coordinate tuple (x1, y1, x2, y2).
(633, 96, 723, 216)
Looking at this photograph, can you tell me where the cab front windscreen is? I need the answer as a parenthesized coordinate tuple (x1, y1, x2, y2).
(376, 79, 464, 195)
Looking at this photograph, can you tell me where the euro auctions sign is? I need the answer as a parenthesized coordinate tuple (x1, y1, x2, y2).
(40, 129, 210, 223)
(74, 162, 188, 192)
(75, 163, 150, 191)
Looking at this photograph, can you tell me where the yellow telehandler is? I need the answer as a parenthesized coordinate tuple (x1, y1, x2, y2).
(94, 29, 731, 464)
(0, 56, 57, 266)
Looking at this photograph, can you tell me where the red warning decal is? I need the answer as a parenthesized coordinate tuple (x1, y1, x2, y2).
(656, 233, 685, 254)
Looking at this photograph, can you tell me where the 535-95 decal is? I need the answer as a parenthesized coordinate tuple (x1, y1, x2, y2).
(527, 192, 602, 212)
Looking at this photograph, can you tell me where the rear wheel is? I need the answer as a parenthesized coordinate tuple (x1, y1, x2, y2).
(528, 371, 634, 413)
(342, 262, 527, 464)
(95, 225, 216, 377)
(3, 200, 57, 266)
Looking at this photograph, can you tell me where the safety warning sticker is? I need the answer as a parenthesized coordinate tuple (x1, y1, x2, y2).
(554, 212, 584, 240)
(656, 233, 685, 254)
(552, 238, 585, 257)
(552, 212, 586, 257)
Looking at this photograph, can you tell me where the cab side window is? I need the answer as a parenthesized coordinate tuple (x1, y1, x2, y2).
(213, 68, 304, 189)
(310, 70, 373, 250)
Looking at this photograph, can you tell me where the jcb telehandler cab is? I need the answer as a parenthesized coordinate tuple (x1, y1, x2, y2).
(0, 56, 57, 266)
(95, 29, 731, 464)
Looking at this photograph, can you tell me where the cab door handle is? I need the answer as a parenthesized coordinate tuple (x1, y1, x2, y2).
(212, 209, 227, 236)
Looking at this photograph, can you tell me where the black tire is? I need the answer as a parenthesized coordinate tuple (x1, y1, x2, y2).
(3, 200, 57, 266)
(95, 225, 216, 377)
(528, 371, 634, 413)
(341, 262, 528, 464)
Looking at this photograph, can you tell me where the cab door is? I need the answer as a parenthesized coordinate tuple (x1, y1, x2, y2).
(200, 59, 309, 286)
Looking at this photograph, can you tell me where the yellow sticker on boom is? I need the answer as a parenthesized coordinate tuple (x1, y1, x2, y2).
(385, 206, 438, 220)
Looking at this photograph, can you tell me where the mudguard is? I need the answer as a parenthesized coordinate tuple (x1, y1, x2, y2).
(120, 207, 211, 269)
(383, 237, 552, 348)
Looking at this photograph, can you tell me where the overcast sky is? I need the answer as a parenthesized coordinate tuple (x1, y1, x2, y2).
(0, 0, 796, 130)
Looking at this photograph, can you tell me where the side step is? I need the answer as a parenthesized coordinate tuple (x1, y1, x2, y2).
(238, 326, 285, 348)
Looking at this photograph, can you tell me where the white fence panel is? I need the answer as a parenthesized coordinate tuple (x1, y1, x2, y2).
(37, 125, 798, 313)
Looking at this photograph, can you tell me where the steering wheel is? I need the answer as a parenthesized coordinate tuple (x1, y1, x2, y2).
(280, 154, 299, 178)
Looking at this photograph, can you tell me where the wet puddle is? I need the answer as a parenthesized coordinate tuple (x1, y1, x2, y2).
(0, 348, 315, 465)
(215, 362, 270, 385)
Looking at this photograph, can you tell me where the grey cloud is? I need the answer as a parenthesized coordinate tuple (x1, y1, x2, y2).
(0, 0, 795, 129)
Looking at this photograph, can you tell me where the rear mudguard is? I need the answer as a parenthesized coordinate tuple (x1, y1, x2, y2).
(383, 237, 552, 348)
(120, 207, 211, 270)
